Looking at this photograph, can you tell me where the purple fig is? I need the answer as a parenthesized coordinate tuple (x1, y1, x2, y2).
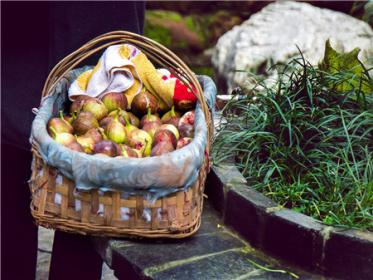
(73, 111, 99, 135)
(99, 116, 114, 130)
(101, 92, 128, 112)
(153, 129, 177, 148)
(140, 107, 161, 128)
(66, 141, 84, 152)
(159, 124, 180, 140)
(93, 140, 118, 157)
(125, 111, 140, 127)
(84, 128, 104, 143)
(131, 91, 159, 117)
(178, 110, 195, 127)
(178, 123, 194, 138)
(69, 95, 93, 114)
(151, 141, 175, 156)
(142, 121, 161, 139)
(176, 137, 192, 149)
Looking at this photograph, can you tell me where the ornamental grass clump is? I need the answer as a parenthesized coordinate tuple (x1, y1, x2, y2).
(213, 42, 373, 231)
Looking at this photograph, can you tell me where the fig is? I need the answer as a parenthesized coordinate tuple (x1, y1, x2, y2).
(47, 111, 74, 137)
(179, 123, 194, 138)
(101, 92, 128, 112)
(63, 112, 76, 124)
(105, 116, 126, 144)
(53, 132, 76, 146)
(93, 140, 118, 157)
(151, 141, 175, 157)
(109, 110, 140, 128)
(73, 111, 99, 135)
(179, 110, 195, 126)
(142, 121, 161, 139)
(131, 91, 159, 117)
(140, 107, 161, 128)
(153, 129, 177, 148)
(66, 141, 84, 152)
(175, 99, 196, 112)
(127, 129, 153, 157)
(70, 95, 93, 114)
(120, 112, 138, 137)
(161, 106, 181, 127)
(84, 128, 103, 143)
(82, 98, 108, 120)
(159, 124, 180, 140)
(99, 116, 114, 130)
(176, 137, 192, 149)
(119, 144, 140, 158)
(125, 111, 140, 127)
(76, 134, 96, 154)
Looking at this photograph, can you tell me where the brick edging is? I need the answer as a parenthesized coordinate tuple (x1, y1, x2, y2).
(205, 164, 373, 280)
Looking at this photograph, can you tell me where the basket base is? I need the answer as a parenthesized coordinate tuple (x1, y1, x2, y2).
(30, 157, 207, 238)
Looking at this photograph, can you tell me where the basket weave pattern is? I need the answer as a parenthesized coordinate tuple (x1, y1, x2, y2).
(30, 31, 212, 238)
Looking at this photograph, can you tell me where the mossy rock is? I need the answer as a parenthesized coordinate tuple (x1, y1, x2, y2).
(144, 10, 205, 51)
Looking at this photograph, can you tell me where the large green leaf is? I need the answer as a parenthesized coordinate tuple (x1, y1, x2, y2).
(319, 39, 373, 95)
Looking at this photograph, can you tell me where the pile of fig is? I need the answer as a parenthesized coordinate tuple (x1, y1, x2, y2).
(47, 91, 195, 158)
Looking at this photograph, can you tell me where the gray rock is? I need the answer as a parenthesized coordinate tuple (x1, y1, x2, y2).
(212, 1, 373, 93)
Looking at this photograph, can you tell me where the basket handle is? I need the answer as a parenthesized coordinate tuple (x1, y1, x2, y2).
(41, 31, 213, 155)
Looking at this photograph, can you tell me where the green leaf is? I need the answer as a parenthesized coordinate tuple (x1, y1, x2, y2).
(319, 39, 373, 95)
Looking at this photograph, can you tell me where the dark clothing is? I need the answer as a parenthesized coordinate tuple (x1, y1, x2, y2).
(2, 2, 145, 279)
(1, 144, 38, 280)
(49, 231, 104, 280)
(2, 1, 145, 150)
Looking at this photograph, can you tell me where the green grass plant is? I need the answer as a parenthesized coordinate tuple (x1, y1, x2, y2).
(213, 54, 373, 231)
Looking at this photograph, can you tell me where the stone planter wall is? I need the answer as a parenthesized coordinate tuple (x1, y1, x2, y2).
(205, 163, 373, 280)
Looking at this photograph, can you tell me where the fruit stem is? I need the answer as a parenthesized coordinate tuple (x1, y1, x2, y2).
(49, 127, 58, 138)
(71, 111, 77, 121)
(147, 107, 151, 120)
(171, 106, 175, 117)
(121, 111, 131, 127)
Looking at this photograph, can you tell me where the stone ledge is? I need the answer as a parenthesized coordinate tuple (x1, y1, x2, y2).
(205, 164, 373, 280)
(93, 203, 317, 280)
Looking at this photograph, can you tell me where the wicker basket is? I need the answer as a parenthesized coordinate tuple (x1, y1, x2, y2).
(29, 31, 213, 238)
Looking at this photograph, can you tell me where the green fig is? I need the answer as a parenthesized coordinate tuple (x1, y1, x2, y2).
(47, 111, 74, 137)
(76, 134, 96, 154)
(101, 92, 128, 112)
(161, 106, 181, 127)
(105, 116, 126, 144)
(51, 130, 76, 146)
(82, 98, 108, 120)
(127, 129, 153, 157)
(119, 144, 140, 158)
